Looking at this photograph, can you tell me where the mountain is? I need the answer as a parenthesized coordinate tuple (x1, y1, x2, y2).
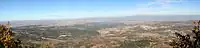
(83, 15, 200, 21)
(1, 15, 199, 48)
(0, 15, 199, 27)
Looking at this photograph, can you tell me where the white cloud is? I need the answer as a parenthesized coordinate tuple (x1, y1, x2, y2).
(131, 0, 185, 15)
(148, 0, 184, 8)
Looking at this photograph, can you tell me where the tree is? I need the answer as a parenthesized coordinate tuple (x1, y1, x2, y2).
(0, 22, 22, 48)
(169, 20, 200, 48)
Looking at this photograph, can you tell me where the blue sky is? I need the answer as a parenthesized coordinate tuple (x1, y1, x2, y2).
(0, 0, 200, 21)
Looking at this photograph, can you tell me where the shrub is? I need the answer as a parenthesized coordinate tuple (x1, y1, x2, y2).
(170, 20, 200, 48)
(0, 22, 22, 48)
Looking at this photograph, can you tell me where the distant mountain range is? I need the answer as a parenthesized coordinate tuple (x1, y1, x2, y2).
(82, 15, 200, 21)
(0, 15, 200, 26)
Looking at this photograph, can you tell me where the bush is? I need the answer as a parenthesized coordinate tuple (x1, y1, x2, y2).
(170, 20, 200, 48)
(0, 23, 22, 48)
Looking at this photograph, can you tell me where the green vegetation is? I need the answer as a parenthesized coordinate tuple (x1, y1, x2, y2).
(169, 20, 200, 48)
(0, 23, 22, 48)
(120, 40, 151, 48)
(0, 21, 194, 48)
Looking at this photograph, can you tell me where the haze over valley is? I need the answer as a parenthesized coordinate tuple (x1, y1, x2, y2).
(0, 15, 198, 48)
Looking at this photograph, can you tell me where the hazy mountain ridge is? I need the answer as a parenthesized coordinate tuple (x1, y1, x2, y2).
(0, 15, 199, 27)
(83, 15, 200, 21)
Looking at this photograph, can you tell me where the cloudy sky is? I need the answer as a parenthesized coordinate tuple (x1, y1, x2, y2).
(0, 0, 200, 21)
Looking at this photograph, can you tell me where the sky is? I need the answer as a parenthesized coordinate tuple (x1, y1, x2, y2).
(0, 0, 200, 21)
